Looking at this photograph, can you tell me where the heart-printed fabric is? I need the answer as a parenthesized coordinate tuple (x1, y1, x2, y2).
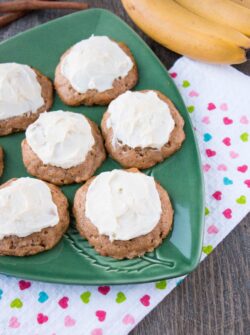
(0, 57, 249, 335)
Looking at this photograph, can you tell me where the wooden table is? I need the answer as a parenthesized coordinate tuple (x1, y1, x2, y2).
(0, 1, 249, 334)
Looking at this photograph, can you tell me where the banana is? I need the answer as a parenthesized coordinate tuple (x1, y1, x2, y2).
(231, 0, 250, 9)
(175, 0, 250, 36)
(121, 0, 249, 64)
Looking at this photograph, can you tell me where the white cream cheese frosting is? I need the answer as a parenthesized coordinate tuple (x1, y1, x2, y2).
(26, 111, 95, 169)
(0, 63, 44, 121)
(106, 91, 175, 149)
(61, 35, 133, 93)
(0, 177, 59, 239)
(85, 170, 162, 241)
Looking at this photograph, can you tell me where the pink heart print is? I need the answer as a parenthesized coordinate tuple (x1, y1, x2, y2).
(91, 329, 103, 335)
(217, 164, 227, 171)
(230, 151, 239, 159)
(220, 103, 228, 111)
(19, 280, 31, 290)
(222, 137, 231, 146)
(223, 208, 232, 219)
(123, 314, 135, 325)
(202, 116, 210, 124)
(64, 315, 76, 327)
(207, 225, 219, 234)
(244, 180, 250, 188)
(37, 313, 48, 324)
(223, 117, 233, 125)
(237, 165, 248, 173)
(203, 164, 211, 172)
(240, 116, 249, 124)
(98, 286, 110, 295)
(207, 102, 216, 110)
(9, 317, 20, 329)
(140, 294, 151, 306)
(213, 191, 222, 200)
(206, 149, 216, 157)
(189, 90, 199, 97)
(95, 310, 106, 322)
(169, 72, 177, 78)
(58, 296, 69, 309)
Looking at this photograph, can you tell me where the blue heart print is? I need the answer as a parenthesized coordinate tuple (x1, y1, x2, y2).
(203, 133, 212, 142)
(223, 177, 233, 185)
(38, 291, 49, 303)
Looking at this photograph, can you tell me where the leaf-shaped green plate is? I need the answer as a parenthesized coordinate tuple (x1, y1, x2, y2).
(0, 9, 204, 284)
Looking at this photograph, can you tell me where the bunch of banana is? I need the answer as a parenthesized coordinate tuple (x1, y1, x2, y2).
(121, 0, 250, 64)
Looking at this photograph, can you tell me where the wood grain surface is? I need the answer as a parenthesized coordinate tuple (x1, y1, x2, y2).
(0, 1, 249, 334)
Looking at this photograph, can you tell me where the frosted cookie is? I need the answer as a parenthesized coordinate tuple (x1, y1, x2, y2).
(0, 63, 53, 136)
(54, 35, 138, 106)
(0, 146, 4, 177)
(22, 111, 106, 185)
(101, 90, 185, 169)
(73, 169, 173, 259)
(0, 177, 69, 256)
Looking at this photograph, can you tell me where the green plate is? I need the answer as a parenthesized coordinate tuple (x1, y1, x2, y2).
(0, 9, 204, 285)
